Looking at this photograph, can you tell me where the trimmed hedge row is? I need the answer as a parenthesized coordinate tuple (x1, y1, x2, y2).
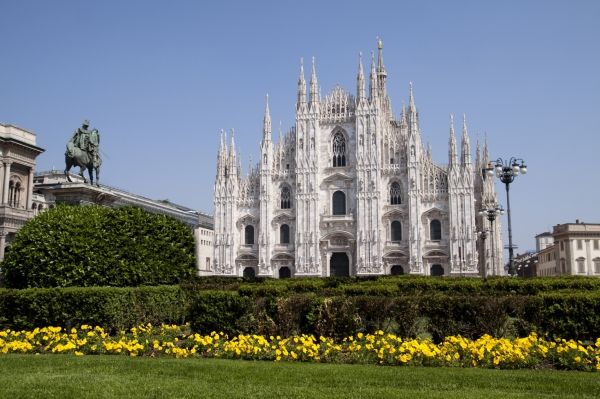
(0, 286, 188, 332)
(188, 291, 600, 341)
(1, 284, 599, 341)
(184, 275, 600, 296)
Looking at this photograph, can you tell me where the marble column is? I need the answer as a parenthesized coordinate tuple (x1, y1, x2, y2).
(0, 231, 6, 261)
(26, 167, 34, 210)
(2, 162, 11, 205)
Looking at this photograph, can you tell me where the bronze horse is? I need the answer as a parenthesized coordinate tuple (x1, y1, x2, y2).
(64, 129, 101, 186)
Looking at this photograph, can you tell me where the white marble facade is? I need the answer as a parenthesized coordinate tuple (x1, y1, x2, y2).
(213, 41, 503, 278)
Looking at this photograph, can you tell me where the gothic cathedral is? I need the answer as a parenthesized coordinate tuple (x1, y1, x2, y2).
(213, 41, 503, 278)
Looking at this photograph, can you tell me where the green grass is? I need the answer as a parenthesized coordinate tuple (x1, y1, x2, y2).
(0, 355, 598, 399)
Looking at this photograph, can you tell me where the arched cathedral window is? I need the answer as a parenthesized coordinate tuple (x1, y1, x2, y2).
(391, 221, 402, 242)
(390, 182, 401, 205)
(280, 224, 290, 244)
(280, 186, 291, 209)
(244, 225, 255, 245)
(430, 219, 442, 241)
(332, 191, 346, 215)
(332, 131, 346, 167)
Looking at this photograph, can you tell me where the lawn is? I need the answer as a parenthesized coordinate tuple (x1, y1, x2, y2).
(0, 355, 598, 399)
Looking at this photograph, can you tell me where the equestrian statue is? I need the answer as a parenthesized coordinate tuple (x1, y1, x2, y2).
(65, 120, 102, 186)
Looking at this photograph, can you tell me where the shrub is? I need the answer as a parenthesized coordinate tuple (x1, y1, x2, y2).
(0, 286, 187, 332)
(1, 205, 196, 288)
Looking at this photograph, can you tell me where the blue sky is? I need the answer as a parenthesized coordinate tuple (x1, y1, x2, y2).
(1, 0, 599, 252)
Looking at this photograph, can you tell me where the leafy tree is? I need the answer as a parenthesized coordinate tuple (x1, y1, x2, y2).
(1, 205, 196, 288)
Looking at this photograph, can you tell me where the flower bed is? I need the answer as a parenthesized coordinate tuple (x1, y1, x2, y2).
(1, 324, 598, 371)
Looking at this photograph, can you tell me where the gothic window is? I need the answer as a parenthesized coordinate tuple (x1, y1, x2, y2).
(280, 224, 290, 244)
(332, 191, 346, 215)
(280, 186, 291, 209)
(391, 221, 402, 242)
(430, 219, 442, 241)
(390, 182, 401, 205)
(243, 267, 256, 278)
(390, 265, 404, 275)
(332, 131, 346, 167)
(244, 225, 255, 245)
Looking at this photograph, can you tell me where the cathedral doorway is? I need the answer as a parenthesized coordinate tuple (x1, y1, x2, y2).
(279, 266, 291, 279)
(243, 267, 256, 278)
(330, 252, 350, 276)
(430, 264, 444, 276)
(390, 265, 404, 275)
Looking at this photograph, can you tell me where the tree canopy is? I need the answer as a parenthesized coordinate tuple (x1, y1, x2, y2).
(2, 205, 196, 288)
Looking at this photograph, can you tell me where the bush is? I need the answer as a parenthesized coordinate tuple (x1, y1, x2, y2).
(1, 205, 196, 288)
(0, 286, 187, 332)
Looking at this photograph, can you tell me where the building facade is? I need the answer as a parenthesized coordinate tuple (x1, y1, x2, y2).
(0, 123, 45, 260)
(213, 42, 502, 278)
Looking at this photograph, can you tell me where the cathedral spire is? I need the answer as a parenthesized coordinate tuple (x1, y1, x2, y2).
(297, 58, 306, 110)
(309, 56, 319, 108)
(376, 37, 387, 93)
(475, 135, 481, 170)
(483, 134, 490, 165)
(357, 52, 366, 102)
(461, 114, 471, 165)
(449, 114, 457, 167)
(369, 51, 378, 100)
(409, 82, 416, 112)
(262, 94, 271, 141)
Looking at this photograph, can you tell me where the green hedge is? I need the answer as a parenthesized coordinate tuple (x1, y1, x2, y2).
(188, 275, 600, 296)
(0, 283, 599, 341)
(0, 286, 188, 332)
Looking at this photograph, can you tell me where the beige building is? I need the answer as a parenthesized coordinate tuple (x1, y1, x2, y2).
(536, 221, 600, 276)
(0, 124, 45, 260)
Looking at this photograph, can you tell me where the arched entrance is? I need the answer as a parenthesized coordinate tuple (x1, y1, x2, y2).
(243, 267, 256, 278)
(390, 265, 404, 275)
(279, 266, 291, 279)
(430, 264, 444, 276)
(330, 252, 349, 276)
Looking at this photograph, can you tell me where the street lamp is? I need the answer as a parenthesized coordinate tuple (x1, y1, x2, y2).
(491, 157, 527, 276)
(478, 203, 504, 279)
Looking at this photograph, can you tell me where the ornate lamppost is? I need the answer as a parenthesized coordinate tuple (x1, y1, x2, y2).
(491, 158, 527, 276)
(478, 203, 504, 279)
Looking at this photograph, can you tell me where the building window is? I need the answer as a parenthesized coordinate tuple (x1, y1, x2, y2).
(577, 257, 585, 274)
(390, 182, 401, 205)
(280, 224, 290, 244)
(560, 241, 564, 251)
(244, 225, 254, 245)
(391, 221, 402, 242)
(332, 191, 346, 215)
(332, 131, 346, 167)
(280, 186, 292, 209)
(577, 240, 583, 250)
(595, 240, 599, 250)
(206, 257, 211, 270)
(430, 219, 442, 241)
(594, 258, 600, 274)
